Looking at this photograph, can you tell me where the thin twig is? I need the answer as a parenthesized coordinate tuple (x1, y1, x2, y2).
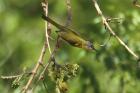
(22, 44, 47, 93)
(92, 0, 139, 60)
(39, 0, 73, 80)
(1, 74, 23, 79)
(35, 0, 72, 87)
(42, 0, 52, 54)
(28, 0, 72, 91)
(38, 37, 60, 81)
(30, 37, 60, 93)
(38, 0, 73, 79)
(38, 0, 73, 78)
(22, 0, 52, 92)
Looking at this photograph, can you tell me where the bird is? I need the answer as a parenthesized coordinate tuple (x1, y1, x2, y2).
(42, 15, 96, 51)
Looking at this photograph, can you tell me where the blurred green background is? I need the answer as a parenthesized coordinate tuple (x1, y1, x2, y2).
(0, 0, 140, 93)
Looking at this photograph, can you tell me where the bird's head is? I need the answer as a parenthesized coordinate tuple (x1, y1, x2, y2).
(85, 41, 97, 51)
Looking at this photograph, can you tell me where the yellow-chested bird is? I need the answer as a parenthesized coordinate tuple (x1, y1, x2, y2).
(42, 15, 96, 51)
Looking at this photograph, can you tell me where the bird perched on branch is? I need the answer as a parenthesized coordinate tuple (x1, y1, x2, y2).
(42, 15, 96, 51)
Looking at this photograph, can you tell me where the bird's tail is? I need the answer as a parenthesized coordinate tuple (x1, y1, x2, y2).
(42, 15, 64, 29)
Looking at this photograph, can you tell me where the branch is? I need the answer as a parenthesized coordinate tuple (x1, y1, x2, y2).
(38, 37, 60, 82)
(22, 44, 47, 93)
(22, 0, 51, 92)
(23, 0, 73, 92)
(42, 0, 52, 54)
(92, 0, 139, 60)
(37, 0, 73, 87)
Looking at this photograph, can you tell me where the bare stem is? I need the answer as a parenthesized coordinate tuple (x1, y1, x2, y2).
(38, 0, 73, 79)
(42, 0, 52, 54)
(38, 37, 60, 81)
(22, 0, 52, 92)
(92, 0, 139, 60)
(22, 44, 47, 93)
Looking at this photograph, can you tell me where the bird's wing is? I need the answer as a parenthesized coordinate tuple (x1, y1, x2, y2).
(69, 29, 81, 36)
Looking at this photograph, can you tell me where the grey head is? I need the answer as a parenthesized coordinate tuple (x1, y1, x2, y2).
(86, 41, 97, 51)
